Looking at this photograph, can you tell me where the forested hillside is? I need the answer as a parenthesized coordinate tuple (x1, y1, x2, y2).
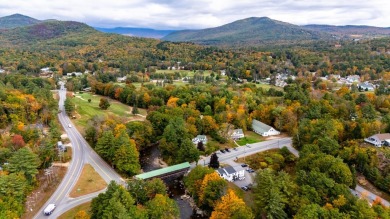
(0, 74, 62, 218)
(163, 17, 331, 46)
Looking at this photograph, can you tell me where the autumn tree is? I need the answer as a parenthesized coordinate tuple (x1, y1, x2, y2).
(198, 172, 227, 212)
(99, 98, 110, 110)
(113, 131, 140, 176)
(146, 194, 180, 219)
(127, 178, 167, 205)
(95, 131, 116, 163)
(184, 166, 215, 203)
(64, 98, 75, 115)
(210, 189, 254, 219)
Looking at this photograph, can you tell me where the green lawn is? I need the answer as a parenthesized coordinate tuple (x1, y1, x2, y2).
(236, 131, 264, 146)
(70, 92, 146, 128)
(255, 83, 283, 91)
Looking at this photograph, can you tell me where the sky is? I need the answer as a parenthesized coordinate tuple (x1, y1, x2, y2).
(0, 0, 389, 29)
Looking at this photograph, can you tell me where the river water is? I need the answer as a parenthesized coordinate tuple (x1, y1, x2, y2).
(140, 146, 206, 219)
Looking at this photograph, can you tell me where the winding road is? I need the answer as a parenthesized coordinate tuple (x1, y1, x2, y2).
(33, 83, 125, 219)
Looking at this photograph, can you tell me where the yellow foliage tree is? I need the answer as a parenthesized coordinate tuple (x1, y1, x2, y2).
(210, 189, 254, 219)
(167, 96, 179, 108)
(74, 210, 90, 219)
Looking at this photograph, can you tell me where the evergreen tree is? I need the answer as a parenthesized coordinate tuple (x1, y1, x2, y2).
(95, 131, 116, 163)
(209, 153, 220, 169)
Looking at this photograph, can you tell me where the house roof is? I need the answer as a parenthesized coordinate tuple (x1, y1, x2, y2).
(252, 119, 273, 133)
(233, 129, 243, 135)
(374, 133, 390, 141)
(224, 166, 236, 174)
(197, 135, 207, 140)
(233, 165, 245, 172)
(135, 162, 190, 180)
(217, 168, 226, 175)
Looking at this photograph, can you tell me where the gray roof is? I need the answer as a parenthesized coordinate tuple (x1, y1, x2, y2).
(252, 119, 273, 133)
(197, 135, 207, 140)
(217, 168, 226, 175)
(233, 129, 243, 135)
(224, 166, 236, 174)
(374, 133, 390, 141)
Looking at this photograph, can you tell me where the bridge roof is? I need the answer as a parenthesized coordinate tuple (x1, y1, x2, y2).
(135, 162, 191, 180)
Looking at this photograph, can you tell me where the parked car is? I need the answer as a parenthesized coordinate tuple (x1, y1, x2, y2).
(43, 204, 56, 215)
(246, 144, 251, 148)
(241, 164, 248, 167)
(220, 149, 226, 153)
(247, 169, 255, 173)
(241, 186, 249, 191)
(225, 148, 230, 152)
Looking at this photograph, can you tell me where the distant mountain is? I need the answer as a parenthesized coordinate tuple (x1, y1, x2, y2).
(303, 24, 390, 38)
(95, 27, 176, 39)
(0, 20, 96, 45)
(163, 17, 331, 46)
(0, 14, 41, 29)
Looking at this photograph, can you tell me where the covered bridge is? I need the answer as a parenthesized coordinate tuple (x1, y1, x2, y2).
(135, 162, 191, 180)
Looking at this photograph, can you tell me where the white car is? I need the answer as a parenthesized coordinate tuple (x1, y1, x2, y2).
(68, 124, 72, 128)
(43, 204, 56, 215)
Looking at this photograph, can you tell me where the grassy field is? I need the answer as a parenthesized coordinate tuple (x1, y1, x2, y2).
(236, 131, 264, 146)
(58, 202, 91, 219)
(69, 164, 107, 198)
(255, 83, 284, 91)
(70, 92, 147, 129)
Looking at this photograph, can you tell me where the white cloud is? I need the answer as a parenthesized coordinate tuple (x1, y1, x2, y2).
(0, 0, 389, 29)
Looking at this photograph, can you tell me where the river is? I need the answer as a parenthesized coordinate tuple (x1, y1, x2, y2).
(140, 146, 206, 219)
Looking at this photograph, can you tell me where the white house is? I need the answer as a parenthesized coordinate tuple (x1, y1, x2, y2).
(67, 72, 83, 77)
(364, 133, 390, 147)
(216, 165, 245, 182)
(252, 119, 280, 137)
(192, 135, 207, 145)
(220, 70, 226, 76)
(117, 76, 127, 82)
(57, 141, 65, 151)
(231, 129, 244, 140)
(359, 82, 375, 91)
(347, 75, 360, 83)
(0, 69, 4, 74)
(40, 67, 52, 73)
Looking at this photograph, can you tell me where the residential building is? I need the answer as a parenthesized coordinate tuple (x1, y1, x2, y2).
(192, 135, 207, 144)
(66, 72, 83, 77)
(346, 75, 360, 83)
(231, 129, 244, 140)
(364, 133, 390, 147)
(358, 82, 375, 91)
(220, 70, 226, 76)
(0, 69, 5, 74)
(252, 119, 280, 137)
(57, 141, 65, 151)
(216, 165, 245, 182)
(117, 76, 127, 82)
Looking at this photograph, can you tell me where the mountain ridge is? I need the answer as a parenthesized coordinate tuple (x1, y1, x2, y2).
(0, 13, 41, 29)
(162, 17, 331, 46)
(94, 27, 176, 39)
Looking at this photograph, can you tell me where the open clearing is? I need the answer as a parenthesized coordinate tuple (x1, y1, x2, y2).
(70, 92, 147, 129)
(236, 131, 265, 146)
(69, 164, 107, 198)
(58, 202, 91, 219)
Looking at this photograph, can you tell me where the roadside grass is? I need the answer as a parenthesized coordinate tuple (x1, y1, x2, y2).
(69, 164, 107, 198)
(58, 202, 91, 219)
(70, 92, 147, 130)
(236, 131, 264, 146)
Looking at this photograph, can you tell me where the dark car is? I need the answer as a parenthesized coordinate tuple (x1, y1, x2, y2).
(241, 186, 249, 191)
(220, 149, 226, 153)
(241, 164, 248, 167)
(248, 169, 255, 173)
(225, 148, 230, 152)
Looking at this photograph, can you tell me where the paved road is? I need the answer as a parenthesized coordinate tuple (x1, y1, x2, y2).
(196, 137, 389, 207)
(33, 83, 124, 219)
(195, 138, 295, 168)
